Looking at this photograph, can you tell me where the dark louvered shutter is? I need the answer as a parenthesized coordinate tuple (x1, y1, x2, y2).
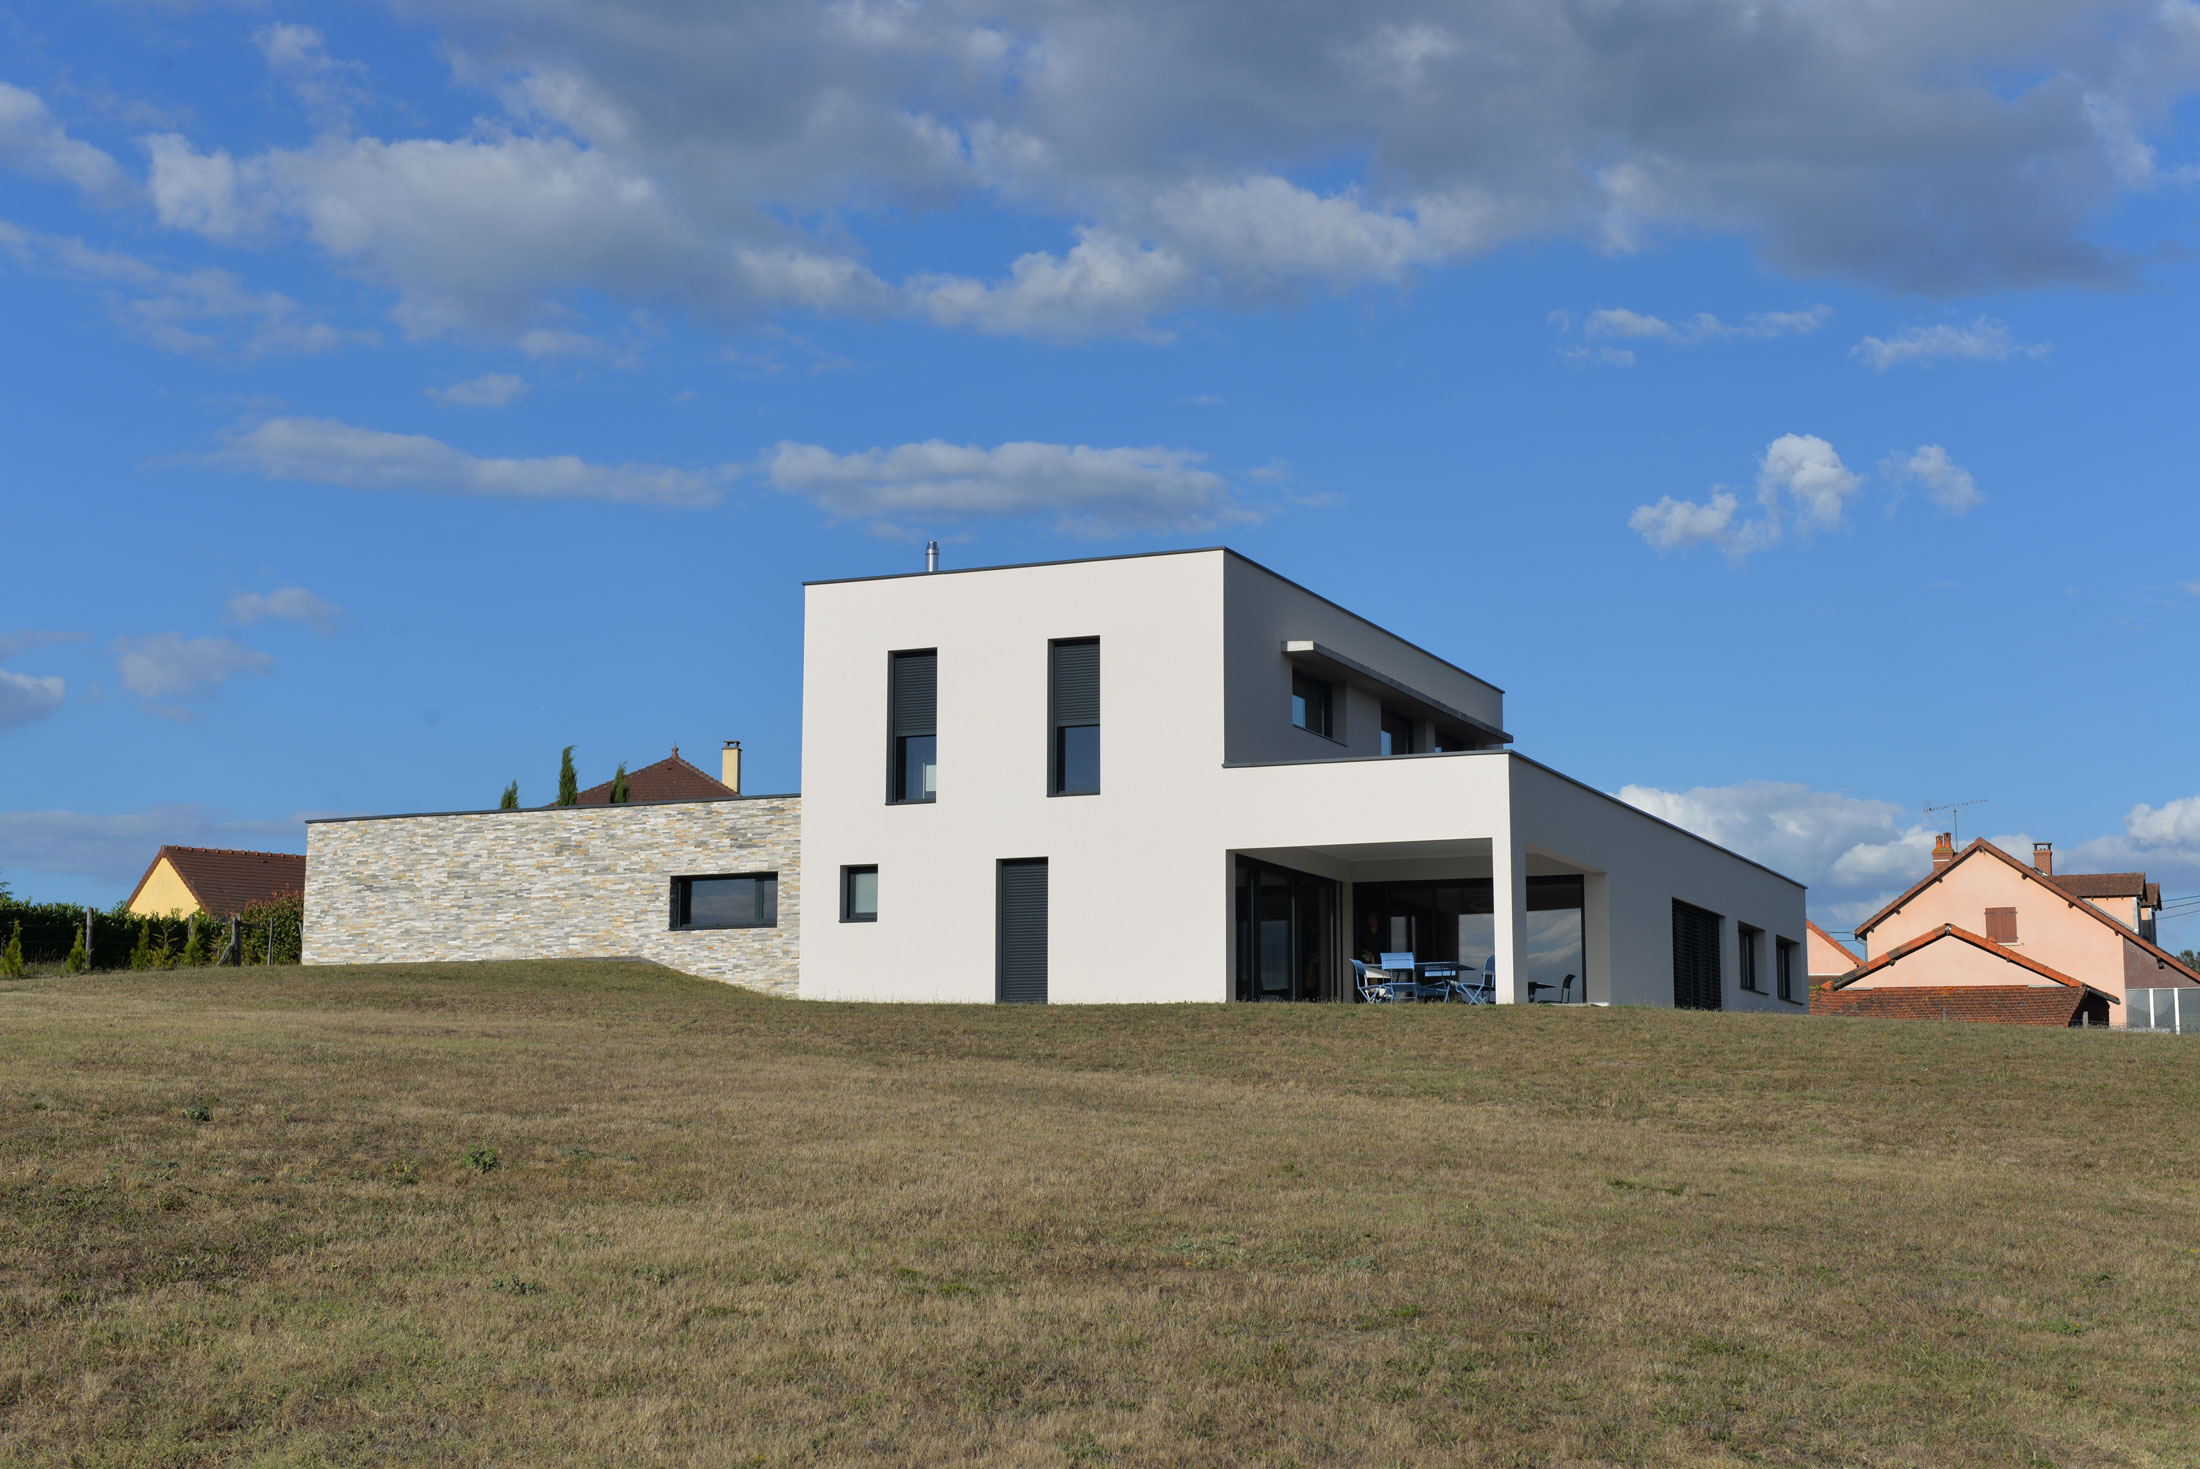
(1050, 639, 1099, 726)
(890, 651, 937, 737)
(1672, 900, 1723, 1011)
(998, 859, 1049, 1004)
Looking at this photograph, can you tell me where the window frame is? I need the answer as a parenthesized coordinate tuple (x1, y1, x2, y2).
(668, 872, 779, 932)
(887, 648, 938, 806)
(1737, 923, 1763, 993)
(841, 864, 878, 923)
(1291, 672, 1337, 741)
(1379, 706, 1416, 756)
(1048, 636, 1101, 797)
(1775, 936, 1799, 1003)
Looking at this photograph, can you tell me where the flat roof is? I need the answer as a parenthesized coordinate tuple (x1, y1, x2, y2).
(805, 545, 1506, 697)
(305, 793, 800, 825)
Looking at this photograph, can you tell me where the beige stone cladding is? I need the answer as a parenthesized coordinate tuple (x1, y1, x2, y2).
(305, 797, 801, 994)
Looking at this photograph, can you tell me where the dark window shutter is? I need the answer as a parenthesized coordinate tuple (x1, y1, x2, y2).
(998, 859, 1049, 1004)
(1986, 907, 2017, 943)
(1050, 639, 1099, 726)
(890, 651, 937, 737)
(1672, 900, 1723, 1011)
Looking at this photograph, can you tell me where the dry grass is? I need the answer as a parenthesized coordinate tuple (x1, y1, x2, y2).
(3, 961, 2197, 1466)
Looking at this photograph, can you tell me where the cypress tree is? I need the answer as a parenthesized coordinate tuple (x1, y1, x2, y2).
(610, 763, 630, 803)
(130, 920, 153, 970)
(182, 916, 210, 967)
(556, 746, 579, 807)
(3, 920, 23, 978)
(499, 781, 519, 810)
(64, 928, 86, 974)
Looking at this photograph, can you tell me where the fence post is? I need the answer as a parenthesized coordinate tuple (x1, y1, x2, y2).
(266, 917, 275, 966)
(220, 915, 241, 967)
(84, 907, 94, 970)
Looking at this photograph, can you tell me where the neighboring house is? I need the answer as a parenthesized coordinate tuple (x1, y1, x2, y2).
(126, 845, 307, 918)
(1812, 923, 2115, 1027)
(311, 547, 1808, 1008)
(573, 745, 740, 804)
(1848, 835, 2200, 1026)
(1805, 920, 1860, 985)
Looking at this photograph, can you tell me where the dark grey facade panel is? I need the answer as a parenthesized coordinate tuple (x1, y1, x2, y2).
(890, 650, 937, 737)
(1049, 638, 1100, 726)
(1672, 899, 1722, 1011)
(998, 858, 1049, 1004)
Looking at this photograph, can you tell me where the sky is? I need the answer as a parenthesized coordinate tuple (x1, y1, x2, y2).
(3, 0, 2198, 947)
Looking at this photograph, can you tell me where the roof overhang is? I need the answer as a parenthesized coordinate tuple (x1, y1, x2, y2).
(1283, 640, 1511, 745)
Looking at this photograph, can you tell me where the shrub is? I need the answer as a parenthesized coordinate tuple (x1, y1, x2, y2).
(464, 1144, 501, 1174)
(237, 893, 304, 966)
(181, 917, 210, 967)
(2, 920, 22, 978)
(129, 920, 154, 970)
(64, 928, 85, 974)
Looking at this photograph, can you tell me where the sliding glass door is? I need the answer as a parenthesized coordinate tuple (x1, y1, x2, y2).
(1352, 876, 1586, 1001)
(1233, 858, 1339, 1002)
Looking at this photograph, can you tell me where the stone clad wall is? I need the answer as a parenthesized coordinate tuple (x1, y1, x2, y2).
(305, 797, 802, 994)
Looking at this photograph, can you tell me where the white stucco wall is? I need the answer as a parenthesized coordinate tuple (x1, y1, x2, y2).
(799, 549, 1806, 1008)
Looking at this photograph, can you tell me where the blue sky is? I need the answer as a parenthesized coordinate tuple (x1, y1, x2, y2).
(4, 1, 2198, 945)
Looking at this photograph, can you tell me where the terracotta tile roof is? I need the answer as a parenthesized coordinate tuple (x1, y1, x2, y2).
(1811, 984, 2089, 1026)
(1829, 922, 2102, 993)
(2049, 872, 2147, 900)
(1806, 920, 1861, 969)
(126, 845, 305, 916)
(2145, 882, 2161, 909)
(573, 748, 733, 805)
(1852, 838, 2200, 984)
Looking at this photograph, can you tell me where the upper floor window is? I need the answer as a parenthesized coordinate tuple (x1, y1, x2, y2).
(1049, 637, 1100, 795)
(1380, 707, 1415, 756)
(670, 872, 777, 930)
(1291, 673, 1333, 739)
(889, 649, 937, 803)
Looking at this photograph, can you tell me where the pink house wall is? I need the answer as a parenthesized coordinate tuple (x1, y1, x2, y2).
(1864, 856, 2135, 1021)
(1846, 936, 2063, 989)
(1806, 926, 1859, 979)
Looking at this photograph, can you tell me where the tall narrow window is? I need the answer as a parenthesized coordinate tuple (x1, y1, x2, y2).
(1775, 937, 1798, 1002)
(1049, 637, 1100, 795)
(1737, 924, 1762, 992)
(1291, 673, 1333, 738)
(1985, 906, 2018, 943)
(1380, 707, 1415, 755)
(1672, 900, 1722, 1011)
(889, 649, 937, 803)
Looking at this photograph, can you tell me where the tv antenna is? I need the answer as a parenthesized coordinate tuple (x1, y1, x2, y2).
(1923, 798, 1987, 846)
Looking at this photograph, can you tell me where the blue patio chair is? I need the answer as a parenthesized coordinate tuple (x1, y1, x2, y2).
(1352, 959, 1399, 1004)
(1450, 953, 1496, 1004)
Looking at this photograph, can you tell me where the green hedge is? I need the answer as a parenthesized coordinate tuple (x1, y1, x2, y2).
(0, 892, 303, 970)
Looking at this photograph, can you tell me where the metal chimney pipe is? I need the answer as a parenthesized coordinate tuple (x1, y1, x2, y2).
(925, 540, 939, 572)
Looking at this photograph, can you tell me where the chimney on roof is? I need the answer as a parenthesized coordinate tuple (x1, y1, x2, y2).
(2032, 841, 2052, 875)
(1931, 832, 1955, 874)
(925, 539, 939, 573)
(721, 740, 742, 796)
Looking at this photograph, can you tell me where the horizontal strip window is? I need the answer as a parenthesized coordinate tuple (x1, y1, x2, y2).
(670, 872, 778, 930)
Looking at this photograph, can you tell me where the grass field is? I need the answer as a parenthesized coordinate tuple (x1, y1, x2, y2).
(3, 961, 2197, 1466)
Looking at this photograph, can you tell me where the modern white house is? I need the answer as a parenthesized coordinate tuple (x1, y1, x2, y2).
(799, 548, 1806, 1008)
(308, 546, 1806, 1010)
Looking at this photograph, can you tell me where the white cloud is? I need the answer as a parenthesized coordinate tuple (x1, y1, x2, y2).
(227, 586, 344, 632)
(427, 371, 531, 408)
(1758, 433, 1860, 530)
(0, 220, 377, 359)
(1630, 433, 1858, 560)
(1883, 444, 1982, 515)
(210, 416, 723, 506)
(0, 804, 299, 888)
(0, 669, 65, 730)
(1619, 780, 1938, 929)
(112, 634, 273, 703)
(1852, 318, 2049, 370)
(102, 0, 2197, 342)
(1582, 305, 1828, 344)
(0, 83, 128, 202)
(255, 24, 371, 125)
(760, 438, 1254, 536)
